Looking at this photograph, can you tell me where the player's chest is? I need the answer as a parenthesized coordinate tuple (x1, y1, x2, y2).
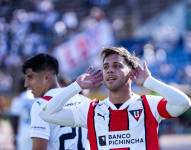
(93, 102, 145, 130)
(92, 102, 146, 150)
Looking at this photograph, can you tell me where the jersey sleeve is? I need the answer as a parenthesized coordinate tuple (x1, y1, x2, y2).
(30, 99, 50, 140)
(69, 94, 91, 128)
(145, 95, 173, 122)
(144, 76, 190, 119)
(39, 92, 91, 128)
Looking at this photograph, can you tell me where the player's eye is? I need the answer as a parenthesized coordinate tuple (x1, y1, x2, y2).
(103, 65, 108, 70)
(27, 75, 33, 79)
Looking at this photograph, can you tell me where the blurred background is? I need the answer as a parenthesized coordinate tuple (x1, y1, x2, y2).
(0, 0, 190, 150)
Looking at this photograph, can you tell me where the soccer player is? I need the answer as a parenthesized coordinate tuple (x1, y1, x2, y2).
(22, 53, 89, 150)
(40, 47, 191, 150)
(10, 84, 34, 150)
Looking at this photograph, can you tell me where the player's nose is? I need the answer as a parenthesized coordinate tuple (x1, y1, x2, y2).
(107, 67, 114, 74)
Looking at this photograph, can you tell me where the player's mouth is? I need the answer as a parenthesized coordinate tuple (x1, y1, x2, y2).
(106, 76, 117, 82)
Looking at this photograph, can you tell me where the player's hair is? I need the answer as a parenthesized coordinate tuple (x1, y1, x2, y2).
(101, 46, 139, 69)
(22, 53, 59, 75)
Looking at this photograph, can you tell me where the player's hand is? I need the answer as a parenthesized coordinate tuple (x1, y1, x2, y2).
(76, 66, 103, 89)
(129, 62, 151, 86)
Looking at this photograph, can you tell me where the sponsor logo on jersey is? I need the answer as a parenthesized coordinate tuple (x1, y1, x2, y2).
(64, 101, 81, 107)
(31, 126, 46, 130)
(98, 136, 106, 146)
(98, 131, 144, 148)
(129, 109, 143, 121)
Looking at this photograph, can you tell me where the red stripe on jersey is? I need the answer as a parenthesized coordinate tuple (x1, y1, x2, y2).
(109, 108, 129, 150)
(109, 109, 129, 131)
(42, 96, 52, 101)
(142, 95, 159, 150)
(157, 98, 173, 119)
(87, 100, 99, 150)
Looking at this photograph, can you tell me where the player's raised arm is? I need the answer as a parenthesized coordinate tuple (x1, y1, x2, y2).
(39, 67, 103, 126)
(132, 62, 191, 117)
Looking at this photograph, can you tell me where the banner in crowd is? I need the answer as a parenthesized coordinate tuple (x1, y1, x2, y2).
(54, 22, 114, 79)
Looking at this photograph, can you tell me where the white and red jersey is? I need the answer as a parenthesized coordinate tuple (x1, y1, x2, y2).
(39, 78, 191, 150)
(86, 94, 173, 150)
(30, 88, 88, 150)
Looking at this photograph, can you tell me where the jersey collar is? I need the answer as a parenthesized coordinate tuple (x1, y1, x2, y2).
(104, 93, 140, 110)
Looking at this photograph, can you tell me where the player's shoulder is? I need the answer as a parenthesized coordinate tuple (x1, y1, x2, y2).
(38, 88, 62, 103)
(141, 95, 164, 108)
(31, 98, 45, 110)
(32, 92, 54, 109)
(94, 97, 107, 107)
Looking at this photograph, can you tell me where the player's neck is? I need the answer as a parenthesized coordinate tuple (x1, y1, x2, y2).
(109, 86, 132, 104)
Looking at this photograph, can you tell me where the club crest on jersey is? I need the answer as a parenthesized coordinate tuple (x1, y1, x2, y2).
(129, 109, 143, 121)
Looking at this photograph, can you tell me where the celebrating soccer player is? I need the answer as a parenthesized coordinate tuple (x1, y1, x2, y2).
(40, 47, 191, 150)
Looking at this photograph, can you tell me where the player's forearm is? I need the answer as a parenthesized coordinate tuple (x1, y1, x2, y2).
(40, 81, 82, 116)
(144, 76, 191, 115)
(32, 138, 48, 150)
(40, 109, 76, 126)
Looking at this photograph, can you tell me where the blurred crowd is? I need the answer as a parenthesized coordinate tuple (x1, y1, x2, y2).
(0, 0, 115, 94)
(0, 0, 190, 95)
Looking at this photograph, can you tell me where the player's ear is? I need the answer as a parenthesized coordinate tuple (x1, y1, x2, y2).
(128, 69, 135, 81)
(125, 74, 132, 85)
(44, 71, 51, 81)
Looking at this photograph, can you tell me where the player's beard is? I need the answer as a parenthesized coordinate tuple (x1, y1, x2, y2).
(31, 90, 39, 98)
(31, 87, 45, 98)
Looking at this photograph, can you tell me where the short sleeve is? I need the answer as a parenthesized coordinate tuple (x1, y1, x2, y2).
(30, 99, 50, 140)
